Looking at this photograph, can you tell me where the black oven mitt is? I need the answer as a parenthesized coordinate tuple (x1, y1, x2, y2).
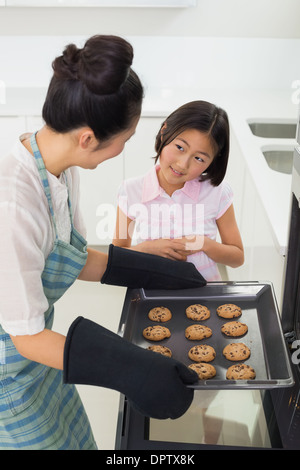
(101, 244, 206, 289)
(63, 316, 198, 420)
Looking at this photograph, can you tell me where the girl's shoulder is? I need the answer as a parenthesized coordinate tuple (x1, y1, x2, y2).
(120, 173, 145, 192)
(200, 178, 233, 197)
(118, 172, 146, 203)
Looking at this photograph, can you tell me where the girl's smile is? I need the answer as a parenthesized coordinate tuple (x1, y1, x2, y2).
(170, 165, 186, 177)
(157, 128, 216, 196)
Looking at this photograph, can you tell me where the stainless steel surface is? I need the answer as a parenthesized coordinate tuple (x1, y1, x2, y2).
(296, 108, 300, 144)
(119, 283, 294, 390)
(249, 121, 297, 139)
(262, 148, 294, 174)
(292, 146, 300, 206)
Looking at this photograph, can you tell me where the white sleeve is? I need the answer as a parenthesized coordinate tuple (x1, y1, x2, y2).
(0, 202, 48, 336)
(117, 180, 135, 220)
(216, 181, 234, 219)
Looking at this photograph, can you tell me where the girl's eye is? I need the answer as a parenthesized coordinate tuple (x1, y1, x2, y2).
(176, 144, 184, 151)
(195, 156, 204, 163)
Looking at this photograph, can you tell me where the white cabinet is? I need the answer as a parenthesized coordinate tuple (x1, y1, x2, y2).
(123, 116, 164, 179)
(26, 115, 45, 132)
(226, 129, 286, 308)
(0, 115, 44, 161)
(0, 116, 26, 158)
(78, 154, 124, 246)
(5, 0, 196, 6)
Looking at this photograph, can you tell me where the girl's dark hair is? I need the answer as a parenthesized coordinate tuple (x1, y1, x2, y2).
(154, 100, 230, 186)
(42, 35, 144, 143)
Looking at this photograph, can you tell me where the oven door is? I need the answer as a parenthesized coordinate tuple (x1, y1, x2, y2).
(115, 391, 283, 450)
(270, 146, 300, 450)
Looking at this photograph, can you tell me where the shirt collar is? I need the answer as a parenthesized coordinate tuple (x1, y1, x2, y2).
(142, 164, 201, 202)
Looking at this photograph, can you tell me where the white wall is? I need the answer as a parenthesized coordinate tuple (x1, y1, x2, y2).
(0, 35, 300, 92)
(0, 0, 299, 38)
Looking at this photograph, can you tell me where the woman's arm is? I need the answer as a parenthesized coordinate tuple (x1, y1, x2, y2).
(77, 247, 108, 281)
(10, 329, 66, 370)
(113, 206, 190, 261)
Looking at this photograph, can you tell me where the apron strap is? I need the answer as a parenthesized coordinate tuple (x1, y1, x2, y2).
(30, 132, 74, 235)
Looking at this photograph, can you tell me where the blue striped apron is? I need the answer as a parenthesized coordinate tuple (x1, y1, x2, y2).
(0, 133, 97, 450)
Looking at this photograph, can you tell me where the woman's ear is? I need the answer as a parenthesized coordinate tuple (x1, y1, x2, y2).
(78, 128, 97, 150)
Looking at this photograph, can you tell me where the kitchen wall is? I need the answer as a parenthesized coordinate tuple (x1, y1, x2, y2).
(1, 35, 300, 93)
(0, 0, 300, 94)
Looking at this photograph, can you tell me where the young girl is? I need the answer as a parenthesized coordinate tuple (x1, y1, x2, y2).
(0, 36, 201, 450)
(113, 100, 244, 280)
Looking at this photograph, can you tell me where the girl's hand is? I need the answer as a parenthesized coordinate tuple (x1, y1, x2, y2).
(175, 235, 205, 254)
(136, 238, 191, 261)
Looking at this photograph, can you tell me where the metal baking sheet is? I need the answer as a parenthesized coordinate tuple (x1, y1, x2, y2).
(118, 282, 294, 389)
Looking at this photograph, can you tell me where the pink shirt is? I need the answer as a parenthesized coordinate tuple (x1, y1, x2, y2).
(117, 165, 233, 281)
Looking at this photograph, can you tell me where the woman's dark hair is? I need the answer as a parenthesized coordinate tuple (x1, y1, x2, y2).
(42, 35, 144, 143)
(154, 100, 230, 186)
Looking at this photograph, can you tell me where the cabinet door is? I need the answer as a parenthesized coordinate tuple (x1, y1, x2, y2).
(78, 153, 124, 246)
(26, 115, 45, 132)
(226, 130, 246, 227)
(123, 116, 165, 179)
(0, 116, 26, 158)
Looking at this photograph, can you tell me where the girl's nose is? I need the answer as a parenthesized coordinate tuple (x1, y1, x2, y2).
(177, 154, 190, 170)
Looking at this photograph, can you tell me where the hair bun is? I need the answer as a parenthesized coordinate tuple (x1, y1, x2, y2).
(52, 35, 133, 95)
(78, 35, 133, 95)
(52, 43, 82, 81)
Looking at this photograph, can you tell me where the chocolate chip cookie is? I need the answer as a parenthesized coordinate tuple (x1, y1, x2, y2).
(226, 364, 256, 380)
(221, 321, 248, 337)
(223, 342, 251, 361)
(188, 363, 216, 380)
(216, 303, 242, 319)
(186, 304, 210, 321)
(148, 306, 172, 323)
(142, 325, 171, 341)
(147, 345, 172, 357)
(188, 345, 216, 362)
(185, 324, 212, 341)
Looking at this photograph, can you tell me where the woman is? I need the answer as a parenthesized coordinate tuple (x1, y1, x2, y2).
(0, 35, 204, 450)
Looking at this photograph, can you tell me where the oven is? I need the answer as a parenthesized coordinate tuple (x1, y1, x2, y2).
(269, 141, 300, 449)
(114, 285, 291, 450)
(114, 118, 300, 451)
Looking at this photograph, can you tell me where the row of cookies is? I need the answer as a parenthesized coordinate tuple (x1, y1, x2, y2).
(146, 303, 241, 323)
(218, 304, 256, 380)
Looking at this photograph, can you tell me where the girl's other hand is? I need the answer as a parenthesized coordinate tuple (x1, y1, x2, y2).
(175, 235, 204, 254)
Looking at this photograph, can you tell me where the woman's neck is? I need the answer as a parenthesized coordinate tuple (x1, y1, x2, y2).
(23, 126, 75, 177)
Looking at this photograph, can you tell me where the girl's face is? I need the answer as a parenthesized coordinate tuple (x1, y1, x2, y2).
(157, 128, 216, 194)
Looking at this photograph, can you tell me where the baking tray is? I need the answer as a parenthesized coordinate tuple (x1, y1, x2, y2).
(118, 282, 294, 389)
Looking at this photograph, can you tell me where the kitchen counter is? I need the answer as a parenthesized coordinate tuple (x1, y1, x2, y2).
(0, 86, 298, 255)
